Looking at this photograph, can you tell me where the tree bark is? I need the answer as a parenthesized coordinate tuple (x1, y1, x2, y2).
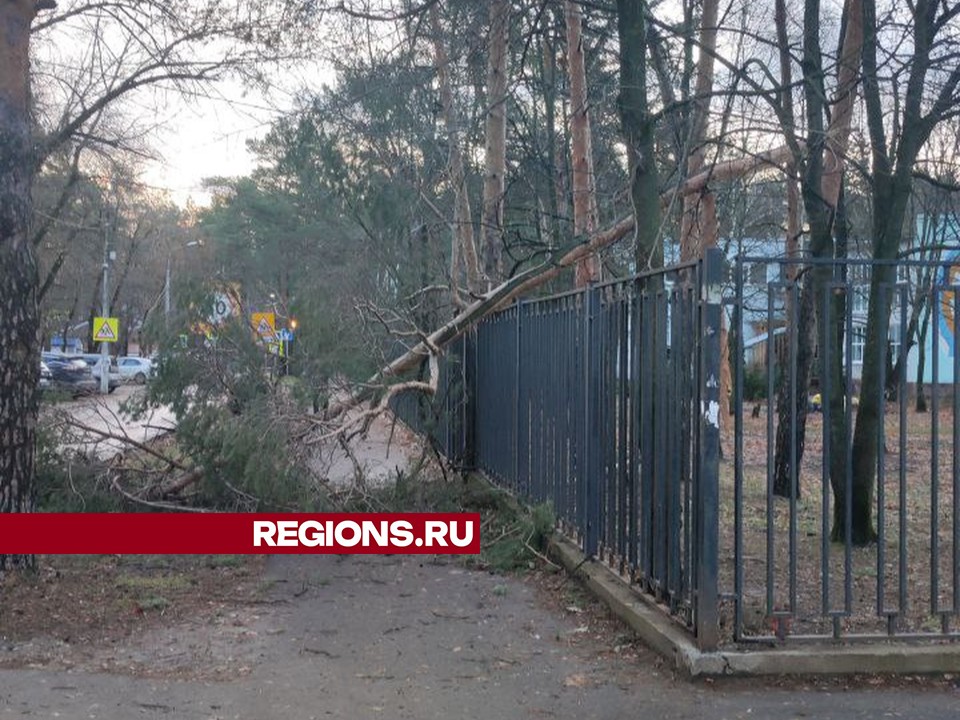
(543, 5, 570, 243)
(849, 0, 960, 543)
(481, 0, 509, 287)
(916, 300, 931, 412)
(565, 0, 600, 287)
(0, 0, 41, 570)
(772, 0, 863, 510)
(771, 0, 823, 495)
(678, 0, 718, 263)
(430, 4, 481, 297)
(616, 0, 661, 276)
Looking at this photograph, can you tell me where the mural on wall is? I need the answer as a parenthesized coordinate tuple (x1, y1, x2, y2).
(907, 218, 960, 385)
(937, 251, 960, 362)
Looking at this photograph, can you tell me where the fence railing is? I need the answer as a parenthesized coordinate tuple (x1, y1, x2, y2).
(396, 249, 960, 650)
(727, 255, 960, 644)
(397, 249, 724, 650)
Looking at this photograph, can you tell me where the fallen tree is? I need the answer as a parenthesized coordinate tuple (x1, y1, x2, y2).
(323, 139, 798, 428)
(325, 215, 636, 420)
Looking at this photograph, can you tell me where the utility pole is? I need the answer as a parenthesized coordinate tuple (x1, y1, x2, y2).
(165, 241, 198, 330)
(164, 255, 171, 329)
(100, 235, 110, 394)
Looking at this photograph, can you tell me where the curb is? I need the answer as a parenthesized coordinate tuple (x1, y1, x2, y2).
(548, 534, 960, 677)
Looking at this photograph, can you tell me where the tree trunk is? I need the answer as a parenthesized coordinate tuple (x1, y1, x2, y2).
(0, 0, 41, 570)
(616, 0, 661, 277)
(916, 300, 930, 412)
(565, 0, 600, 287)
(777, 0, 801, 298)
(430, 4, 481, 297)
(771, 0, 863, 509)
(540, 26, 566, 245)
(481, 0, 509, 287)
(849, 184, 911, 543)
(545, 6, 571, 245)
(826, 185, 855, 539)
(678, 0, 718, 262)
(847, 0, 954, 543)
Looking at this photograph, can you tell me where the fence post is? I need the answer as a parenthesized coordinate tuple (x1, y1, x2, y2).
(514, 301, 523, 493)
(461, 331, 476, 470)
(583, 286, 601, 558)
(697, 247, 723, 651)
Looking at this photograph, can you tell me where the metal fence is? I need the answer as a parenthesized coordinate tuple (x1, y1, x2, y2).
(726, 255, 960, 645)
(396, 249, 960, 650)
(391, 334, 472, 467)
(398, 249, 725, 650)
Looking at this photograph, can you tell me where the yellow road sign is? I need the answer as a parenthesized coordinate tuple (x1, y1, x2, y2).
(251, 312, 275, 339)
(92, 317, 119, 343)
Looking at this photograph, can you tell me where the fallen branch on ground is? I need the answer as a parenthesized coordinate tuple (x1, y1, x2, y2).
(57, 413, 188, 470)
(110, 475, 211, 512)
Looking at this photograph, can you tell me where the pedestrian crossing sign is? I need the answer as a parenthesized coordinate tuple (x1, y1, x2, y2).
(92, 317, 119, 343)
(251, 312, 275, 339)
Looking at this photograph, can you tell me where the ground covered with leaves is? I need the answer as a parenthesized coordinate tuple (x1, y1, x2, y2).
(0, 554, 268, 679)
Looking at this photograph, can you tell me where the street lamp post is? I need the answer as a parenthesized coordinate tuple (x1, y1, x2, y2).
(164, 256, 172, 327)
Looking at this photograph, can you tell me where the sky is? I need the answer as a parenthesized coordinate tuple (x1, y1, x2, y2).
(141, 56, 338, 208)
(139, 80, 286, 208)
(32, 4, 337, 210)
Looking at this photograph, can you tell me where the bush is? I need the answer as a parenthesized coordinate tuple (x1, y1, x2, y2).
(347, 473, 555, 573)
(739, 365, 778, 401)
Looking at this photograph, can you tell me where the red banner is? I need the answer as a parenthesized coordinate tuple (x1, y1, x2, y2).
(0, 513, 481, 554)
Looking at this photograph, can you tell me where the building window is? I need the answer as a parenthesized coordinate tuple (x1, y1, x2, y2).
(749, 262, 768, 285)
(851, 287, 869, 316)
(850, 324, 866, 365)
(888, 321, 901, 364)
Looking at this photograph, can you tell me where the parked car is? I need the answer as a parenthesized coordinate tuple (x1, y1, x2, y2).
(77, 354, 121, 392)
(41, 352, 98, 396)
(39, 361, 52, 390)
(116, 356, 154, 384)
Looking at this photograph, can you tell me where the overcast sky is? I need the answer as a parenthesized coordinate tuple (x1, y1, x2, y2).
(139, 76, 314, 208)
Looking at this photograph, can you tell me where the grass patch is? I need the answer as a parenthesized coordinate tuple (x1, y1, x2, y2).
(204, 555, 245, 569)
(116, 574, 192, 593)
(137, 595, 171, 613)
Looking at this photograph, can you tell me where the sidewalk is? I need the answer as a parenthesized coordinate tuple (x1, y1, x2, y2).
(1, 552, 958, 719)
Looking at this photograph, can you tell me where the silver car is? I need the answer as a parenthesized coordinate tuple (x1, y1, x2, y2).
(117, 356, 154, 384)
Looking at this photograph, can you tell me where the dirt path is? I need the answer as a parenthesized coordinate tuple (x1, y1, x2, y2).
(2, 553, 959, 719)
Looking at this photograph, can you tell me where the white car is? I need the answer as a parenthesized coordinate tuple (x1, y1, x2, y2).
(117, 356, 154, 384)
(39, 361, 52, 390)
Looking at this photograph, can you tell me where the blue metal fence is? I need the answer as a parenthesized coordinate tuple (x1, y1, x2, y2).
(396, 249, 725, 650)
(727, 255, 960, 644)
(397, 249, 960, 649)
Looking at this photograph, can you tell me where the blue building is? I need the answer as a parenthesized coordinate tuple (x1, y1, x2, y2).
(49, 336, 84, 354)
(907, 214, 960, 385)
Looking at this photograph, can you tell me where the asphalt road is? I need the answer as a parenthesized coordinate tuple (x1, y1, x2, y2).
(52, 385, 176, 459)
